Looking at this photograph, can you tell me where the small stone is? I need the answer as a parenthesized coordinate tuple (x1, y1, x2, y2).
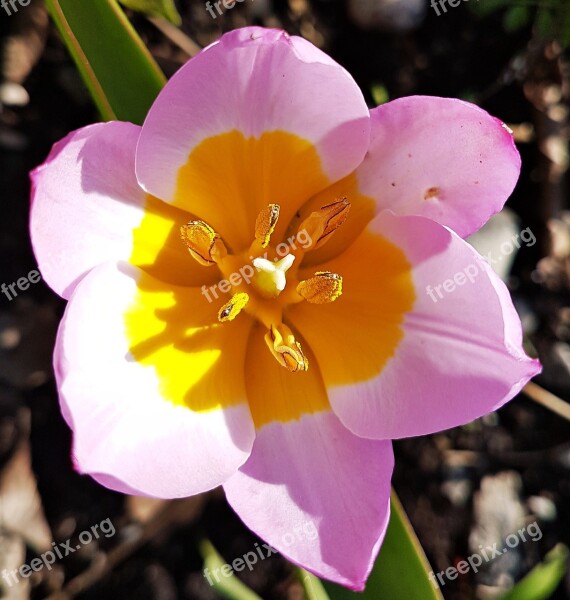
(0, 82, 29, 106)
(527, 495, 557, 522)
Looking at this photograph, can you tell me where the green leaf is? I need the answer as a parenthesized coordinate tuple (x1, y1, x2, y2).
(370, 83, 389, 106)
(323, 491, 443, 600)
(46, 0, 166, 124)
(120, 0, 182, 25)
(496, 544, 569, 600)
(503, 5, 531, 32)
(298, 568, 332, 600)
(199, 539, 264, 600)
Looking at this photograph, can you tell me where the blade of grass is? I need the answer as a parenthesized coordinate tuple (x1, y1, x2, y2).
(523, 382, 570, 422)
(46, 0, 166, 124)
(199, 538, 263, 600)
(297, 568, 332, 600)
(497, 544, 568, 600)
(146, 15, 202, 57)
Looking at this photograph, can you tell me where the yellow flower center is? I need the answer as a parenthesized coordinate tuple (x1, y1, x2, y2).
(180, 198, 349, 372)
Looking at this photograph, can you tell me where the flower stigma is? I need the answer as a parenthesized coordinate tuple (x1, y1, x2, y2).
(180, 198, 350, 372)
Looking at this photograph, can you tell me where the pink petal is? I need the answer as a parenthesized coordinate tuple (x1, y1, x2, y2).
(135, 26, 370, 248)
(31, 122, 141, 298)
(55, 261, 255, 498)
(355, 97, 521, 238)
(30, 122, 200, 300)
(223, 411, 393, 590)
(292, 211, 541, 440)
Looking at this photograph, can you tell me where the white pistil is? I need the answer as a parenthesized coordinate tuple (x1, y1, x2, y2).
(252, 253, 295, 295)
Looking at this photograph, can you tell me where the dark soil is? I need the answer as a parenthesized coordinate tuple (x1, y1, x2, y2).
(1, 1, 569, 599)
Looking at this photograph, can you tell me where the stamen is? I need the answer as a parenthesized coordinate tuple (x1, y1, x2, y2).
(181, 201, 345, 376)
(297, 271, 343, 304)
(254, 204, 280, 248)
(264, 324, 308, 372)
(218, 292, 250, 322)
(252, 253, 295, 298)
(180, 220, 227, 266)
(298, 197, 350, 251)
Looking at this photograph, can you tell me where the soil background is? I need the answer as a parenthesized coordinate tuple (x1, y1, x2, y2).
(1, 1, 569, 598)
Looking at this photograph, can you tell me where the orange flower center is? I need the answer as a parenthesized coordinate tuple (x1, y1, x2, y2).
(180, 199, 349, 372)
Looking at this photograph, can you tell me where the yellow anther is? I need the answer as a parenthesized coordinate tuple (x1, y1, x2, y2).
(297, 271, 343, 304)
(218, 292, 250, 322)
(264, 324, 308, 372)
(298, 197, 350, 251)
(180, 220, 227, 266)
(254, 204, 280, 248)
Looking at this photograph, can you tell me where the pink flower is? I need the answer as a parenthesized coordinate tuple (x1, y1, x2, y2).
(30, 26, 540, 590)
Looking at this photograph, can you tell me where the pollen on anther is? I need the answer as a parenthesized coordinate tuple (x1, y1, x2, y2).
(255, 204, 280, 248)
(218, 292, 250, 322)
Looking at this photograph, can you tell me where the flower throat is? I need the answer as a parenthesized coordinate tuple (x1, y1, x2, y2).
(180, 199, 349, 372)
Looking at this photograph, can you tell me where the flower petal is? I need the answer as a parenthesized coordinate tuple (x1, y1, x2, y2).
(136, 27, 370, 250)
(290, 211, 540, 440)
(225, 327, 392, 588)
(224, 413, 393, 590)
(292, 96, 520, 265)
(30, 122, 206, 300)
(55, 261, 255, 498)
(354, 97, 521, 238)
(298, 96, 521, 265)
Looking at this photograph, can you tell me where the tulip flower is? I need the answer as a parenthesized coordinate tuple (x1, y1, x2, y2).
(30, 26, 540, 589)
